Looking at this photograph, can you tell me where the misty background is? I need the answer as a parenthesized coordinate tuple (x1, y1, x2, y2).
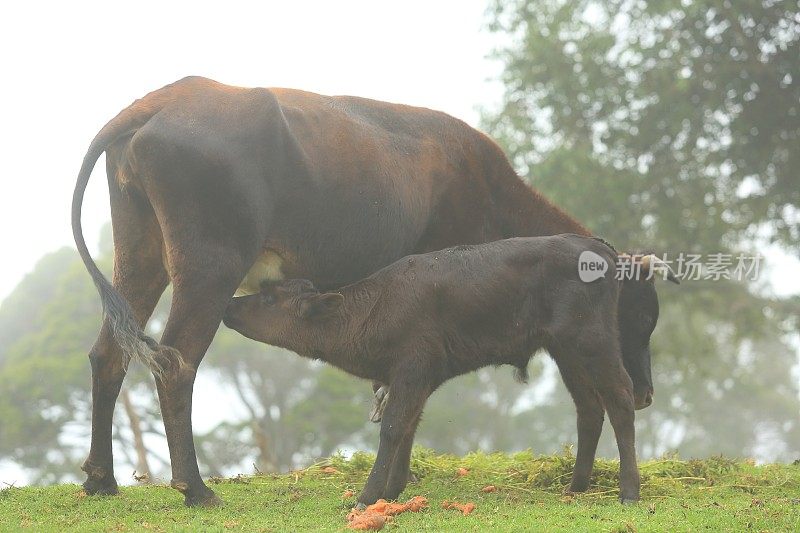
(1, 0, 798, 486)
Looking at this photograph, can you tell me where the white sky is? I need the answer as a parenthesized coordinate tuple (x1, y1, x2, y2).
(0, 0, 502, 301)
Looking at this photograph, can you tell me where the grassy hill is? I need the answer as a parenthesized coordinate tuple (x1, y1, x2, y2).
(2, 449, 798, 532)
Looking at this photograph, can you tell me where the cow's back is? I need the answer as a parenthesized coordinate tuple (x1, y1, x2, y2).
(108, 78, 531, 290)
(271, 88, 484, 180)
(262, 88, 510, 283)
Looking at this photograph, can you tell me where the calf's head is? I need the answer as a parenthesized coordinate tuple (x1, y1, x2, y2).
(223, 280, 343, 345)
(617, 254, 679, 410)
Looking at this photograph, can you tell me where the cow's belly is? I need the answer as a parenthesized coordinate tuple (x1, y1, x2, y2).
(235, 250, 285, 296)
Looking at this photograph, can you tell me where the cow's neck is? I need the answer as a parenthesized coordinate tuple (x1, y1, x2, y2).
(493, 173, 591, 238)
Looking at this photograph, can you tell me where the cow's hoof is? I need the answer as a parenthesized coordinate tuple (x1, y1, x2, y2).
(620, 498, 639, 505)
(81, 461, 118, 496)
(184, 491, 223, 508)
(82, 477, 119, 496)
(354, 501, 367, 511)
(172, 479, 222, 507)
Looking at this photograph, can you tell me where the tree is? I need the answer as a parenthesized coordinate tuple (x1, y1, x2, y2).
(482, 0, 800, 460)
(486, 0, 800, 248)
(0, 245, 157, 483)
(0, 227, 382, 481)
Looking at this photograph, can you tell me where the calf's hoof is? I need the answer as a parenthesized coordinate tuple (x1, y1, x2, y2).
(357, 489, 381, 507)
(568, 479, 590, 493)
(619, 483, 640, 505)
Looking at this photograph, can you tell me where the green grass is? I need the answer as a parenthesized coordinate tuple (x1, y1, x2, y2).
(2, 449, 798, 532)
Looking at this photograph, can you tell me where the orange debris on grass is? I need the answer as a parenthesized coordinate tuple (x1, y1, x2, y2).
(404, 496, 428, 512)
(442, 500, 476, 515)
(347, 513, 388, 531)
(346, 496, 429, 531)
(321, 466, 339, 474)
(481, 485, 497, 493)
(456, 467, 470, 477)
(342, 489, 355, 498)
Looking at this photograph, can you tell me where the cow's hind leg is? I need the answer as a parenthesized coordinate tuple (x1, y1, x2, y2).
(82, 177, 168, 496)
(131, 127, 271, 506)
(155, 252, 256, 507)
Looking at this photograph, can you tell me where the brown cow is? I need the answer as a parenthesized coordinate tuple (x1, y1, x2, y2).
(72, 76, 670, 507)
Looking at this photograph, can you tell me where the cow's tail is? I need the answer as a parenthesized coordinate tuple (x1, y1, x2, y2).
(71, 89, 187, 379)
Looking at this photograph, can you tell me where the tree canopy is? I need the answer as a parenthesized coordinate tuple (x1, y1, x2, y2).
(482, 0, 800, 461)
(486, 0, 799, 249)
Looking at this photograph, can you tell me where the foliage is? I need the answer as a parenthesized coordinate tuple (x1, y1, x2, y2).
(486, 0, 800, 248)
(0, 249, 101, 482)
(0, 235, 377, 480)
(1, 451, 798, 531)
(482, 0, 800, 462)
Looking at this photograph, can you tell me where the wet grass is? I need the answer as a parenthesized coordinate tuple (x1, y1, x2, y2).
(1, 449, 798, 531)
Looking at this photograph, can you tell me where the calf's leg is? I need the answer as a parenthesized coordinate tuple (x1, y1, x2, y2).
(581, 353, 640, 503)
(382, 410, 423, 500)
(553, 357, 604, 493)
(358, 378, 429, 506)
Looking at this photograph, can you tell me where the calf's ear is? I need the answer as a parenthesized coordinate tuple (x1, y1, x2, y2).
(301, 293, 344, 319)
